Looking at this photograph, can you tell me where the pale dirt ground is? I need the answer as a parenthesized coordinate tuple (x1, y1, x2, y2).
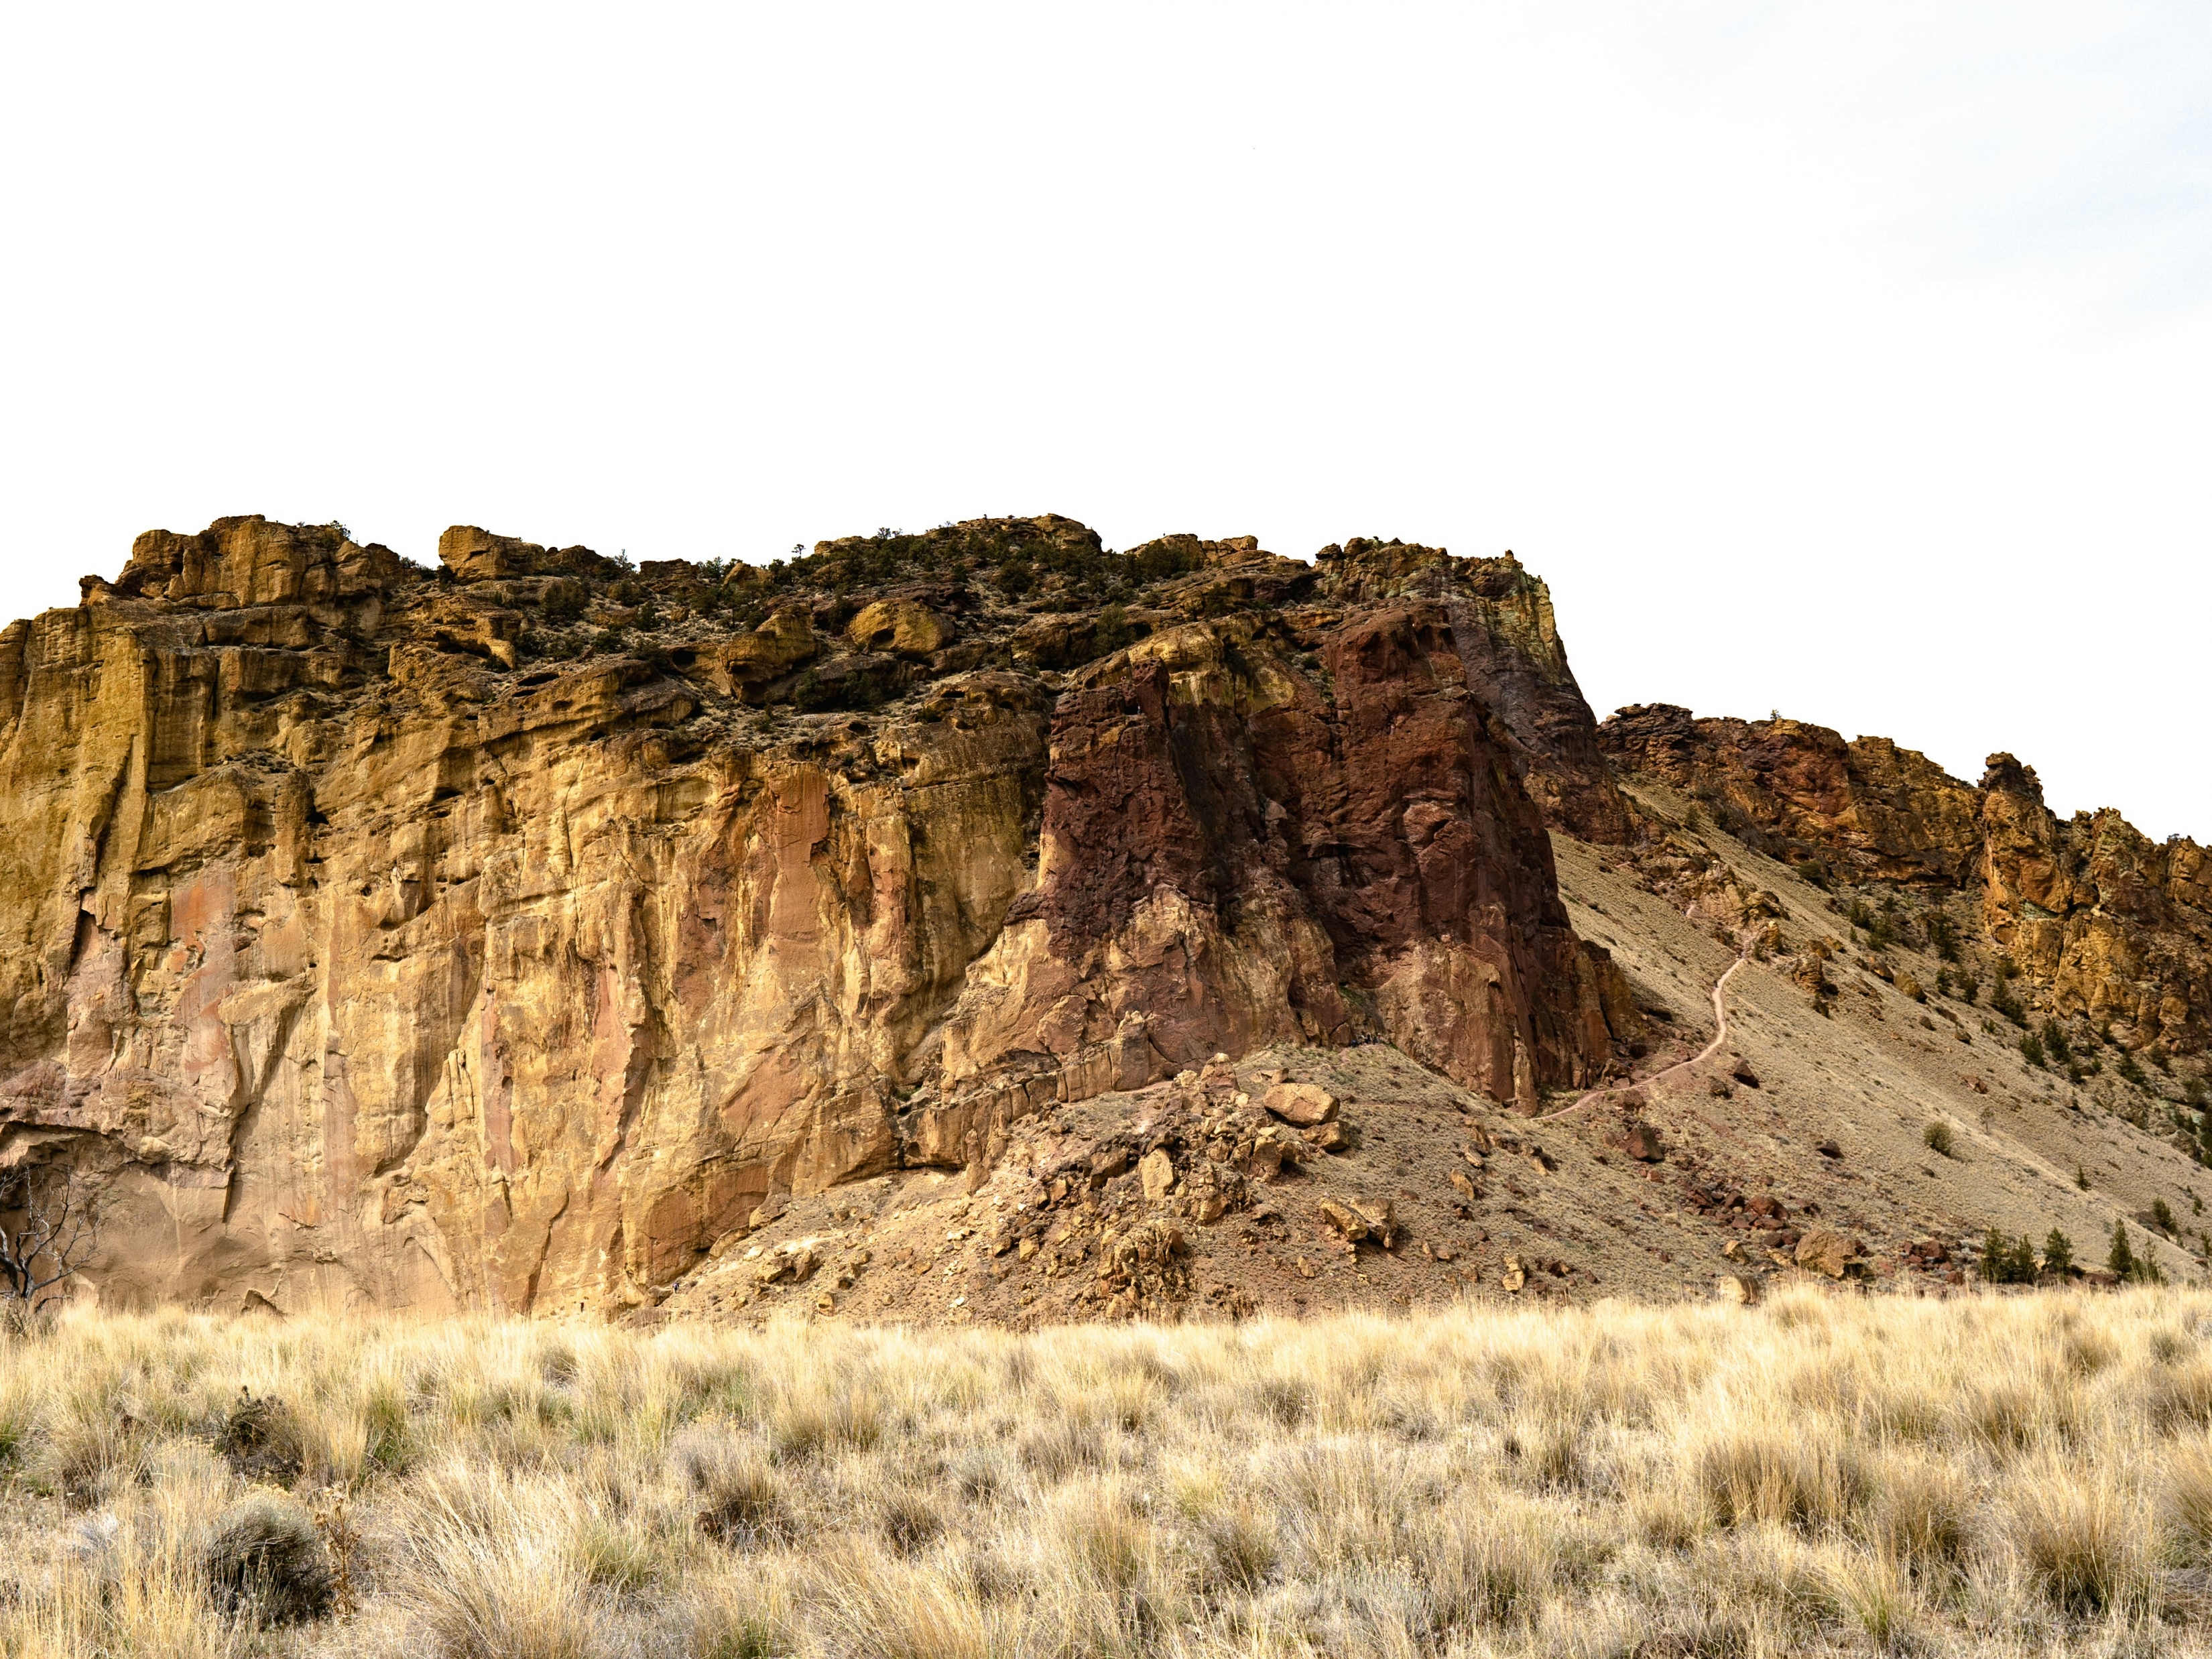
(659, 784, 2207, 1333)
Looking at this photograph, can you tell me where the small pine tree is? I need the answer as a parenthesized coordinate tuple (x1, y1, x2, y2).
(2041, 1019, 2071, 1063)
(1980, 1227, 2010, 1283)
(2042, 1229, 2075, 1276)
(2154, 1198, 2179, 1235)
(2020, 1032, 2048, 1068)
(2109, 1221, 2137, 1281)
(2076, 1166, 2092, 1190)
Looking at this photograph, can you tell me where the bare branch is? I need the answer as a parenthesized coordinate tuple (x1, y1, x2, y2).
(0, 1166, 103, 1312)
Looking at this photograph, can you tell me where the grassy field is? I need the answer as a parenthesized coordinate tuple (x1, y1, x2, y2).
(5, 1289, 2212, 1657)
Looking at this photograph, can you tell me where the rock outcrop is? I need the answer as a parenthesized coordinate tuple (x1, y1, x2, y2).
(0, 515, 1636, 1316)
(1599, 702, 1983, 885)
(1600, 704, 2212, 1051)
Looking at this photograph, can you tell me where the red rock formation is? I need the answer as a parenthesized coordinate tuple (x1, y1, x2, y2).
(1601, 706, 2212, 1052)
(0, 515, 1634, 1315)
(1600, 703, 1983, 885)
(1314, 542, 1633, 843)
(942, 609, 1630, 1110)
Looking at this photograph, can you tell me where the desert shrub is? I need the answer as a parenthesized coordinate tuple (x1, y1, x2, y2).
(2162, 1439, 2212, 1565)
(1018, 1413, 1106, 1479)
(2119, 1052, 2150, 1087)
(1186, 1502, 1278, 1596)
(2002, 1458, 2149, 1615)
(1093, 602, 1134, 657)
(1991, 977, 2026, 1027)
(1922, 1121, 1955, 1159)
(2020, 1031, 2048, 1068)
(682, 1566, 798, 1659)
(676, 1433, 790, 1545)
(1696, 1424, 1862, 1531)
(202, 1493, 334, 1625)
(217, 1388, 304, 1485)
(394, 1469, 603, 1659)
(879, 1484, 945, 1556)
(768, 1377, 881, 1461)
(1866, 1452, 1971, 1573)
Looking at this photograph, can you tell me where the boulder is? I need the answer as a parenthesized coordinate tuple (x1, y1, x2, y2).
(1318, 1200, 1367, 1241)
(1622, 1121, 1667, 1163)
(724, 608, 819, 687)
(1264, 1083, 1337, 1127)
(847, 598, 955, 659)
(1138, 1148, 1176, 1201)
(1794, 1227, 1863, 1279)
(1347, 1197, 1398, 1247)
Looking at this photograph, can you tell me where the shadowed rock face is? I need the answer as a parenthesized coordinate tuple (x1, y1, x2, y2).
(1600, 705, 2212, 1052)
(0, 516, 1634, 1315)
(942, 609, 1628, 1111)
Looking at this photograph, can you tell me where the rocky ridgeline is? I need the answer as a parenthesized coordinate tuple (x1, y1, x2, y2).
(0, 515, 1640, 1316)
(1601, 704, 2212, 1058)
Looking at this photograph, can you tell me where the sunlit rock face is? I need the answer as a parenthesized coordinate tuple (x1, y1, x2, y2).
(1600, 707, 2212, 1049)
(0, 515, 1636, 1314)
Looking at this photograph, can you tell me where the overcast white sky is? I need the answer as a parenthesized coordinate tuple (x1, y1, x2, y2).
(3, 5, 2207, 835)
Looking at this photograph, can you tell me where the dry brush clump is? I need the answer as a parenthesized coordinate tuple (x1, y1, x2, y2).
(5, 1290, 2212, 1655)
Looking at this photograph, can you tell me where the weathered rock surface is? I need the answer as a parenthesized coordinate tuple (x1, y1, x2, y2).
(0, 515, 1639, 1316)
(1601, 705, 2212, 1052)
(1600, 703, 1983, 885)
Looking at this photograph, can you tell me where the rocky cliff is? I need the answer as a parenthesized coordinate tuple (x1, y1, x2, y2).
(0, 516, 1637, 1315)
(1601, 703, 2212, 1052)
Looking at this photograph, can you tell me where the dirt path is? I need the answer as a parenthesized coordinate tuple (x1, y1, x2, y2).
(1537, 954, 1749, 1123)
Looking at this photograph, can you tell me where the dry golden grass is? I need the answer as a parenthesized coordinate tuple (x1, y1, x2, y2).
(5, 1288, 2212, 1656)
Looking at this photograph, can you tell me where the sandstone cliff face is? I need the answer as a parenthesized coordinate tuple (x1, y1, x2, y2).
(0, 517, 1634, 1316)
(1600, 704, 2212, 1051)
